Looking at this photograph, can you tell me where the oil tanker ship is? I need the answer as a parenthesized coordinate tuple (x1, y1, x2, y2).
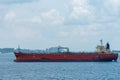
(14, 40, 118, 62)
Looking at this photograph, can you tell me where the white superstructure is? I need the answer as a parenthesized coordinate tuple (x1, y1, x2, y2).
(96, 40, 111, 53)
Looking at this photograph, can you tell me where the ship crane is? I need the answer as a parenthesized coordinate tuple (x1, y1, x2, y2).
(58, 46, 69, 53)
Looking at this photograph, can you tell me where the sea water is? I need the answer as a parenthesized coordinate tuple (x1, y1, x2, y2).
(0, 53, 120, 80)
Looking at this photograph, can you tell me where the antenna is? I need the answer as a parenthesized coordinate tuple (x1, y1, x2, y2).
(100, 39, 103, 46)
(18, 45, 20, 49)
(18, 45, 21, 52)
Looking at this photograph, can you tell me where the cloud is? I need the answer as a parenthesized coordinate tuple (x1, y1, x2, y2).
(58, 24, 100, 38)
(31, 16, 42, 24)
(4, 11, 16, 22)
(0, 4, 8, 9)
(3, 8, 65, 26)
(59, 31, 69, 37)
(64, 0, 120, 26)
(0, 0, 120, 50)
(15, 16, 42, 24)
(64, 0, 95, 25)
(12, 26, 39, 39)
(0, 0, 38, 4)
(40, 9, 64, 25)
(105, 0, 120, 14)
(58, 22, 120, 39)
(70, 0, 94, 19)
(0, 26, 39, 40)
(91, 0, 120, 24)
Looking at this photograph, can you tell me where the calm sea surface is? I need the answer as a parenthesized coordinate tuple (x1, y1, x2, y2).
(0, 53, 120, 80)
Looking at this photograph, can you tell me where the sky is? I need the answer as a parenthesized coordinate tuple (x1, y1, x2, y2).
(0, 0, 120, 51)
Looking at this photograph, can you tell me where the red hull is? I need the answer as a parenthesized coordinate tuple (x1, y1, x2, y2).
(14, 52, 118, 62)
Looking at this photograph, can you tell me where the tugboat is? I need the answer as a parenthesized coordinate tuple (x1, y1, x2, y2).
(14, 40, 118, 62)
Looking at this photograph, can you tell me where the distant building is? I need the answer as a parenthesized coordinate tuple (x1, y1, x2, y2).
(0, 48, 14, 53)
(112, 50, 120, 53)
(15, 48, 45, 54)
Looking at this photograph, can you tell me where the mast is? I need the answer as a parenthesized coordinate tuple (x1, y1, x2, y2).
(18, 45, 21, 52)
(100, 39, 103, 46)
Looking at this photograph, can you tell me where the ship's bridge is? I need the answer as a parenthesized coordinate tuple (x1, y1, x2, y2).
(96, 40, 111, 53)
